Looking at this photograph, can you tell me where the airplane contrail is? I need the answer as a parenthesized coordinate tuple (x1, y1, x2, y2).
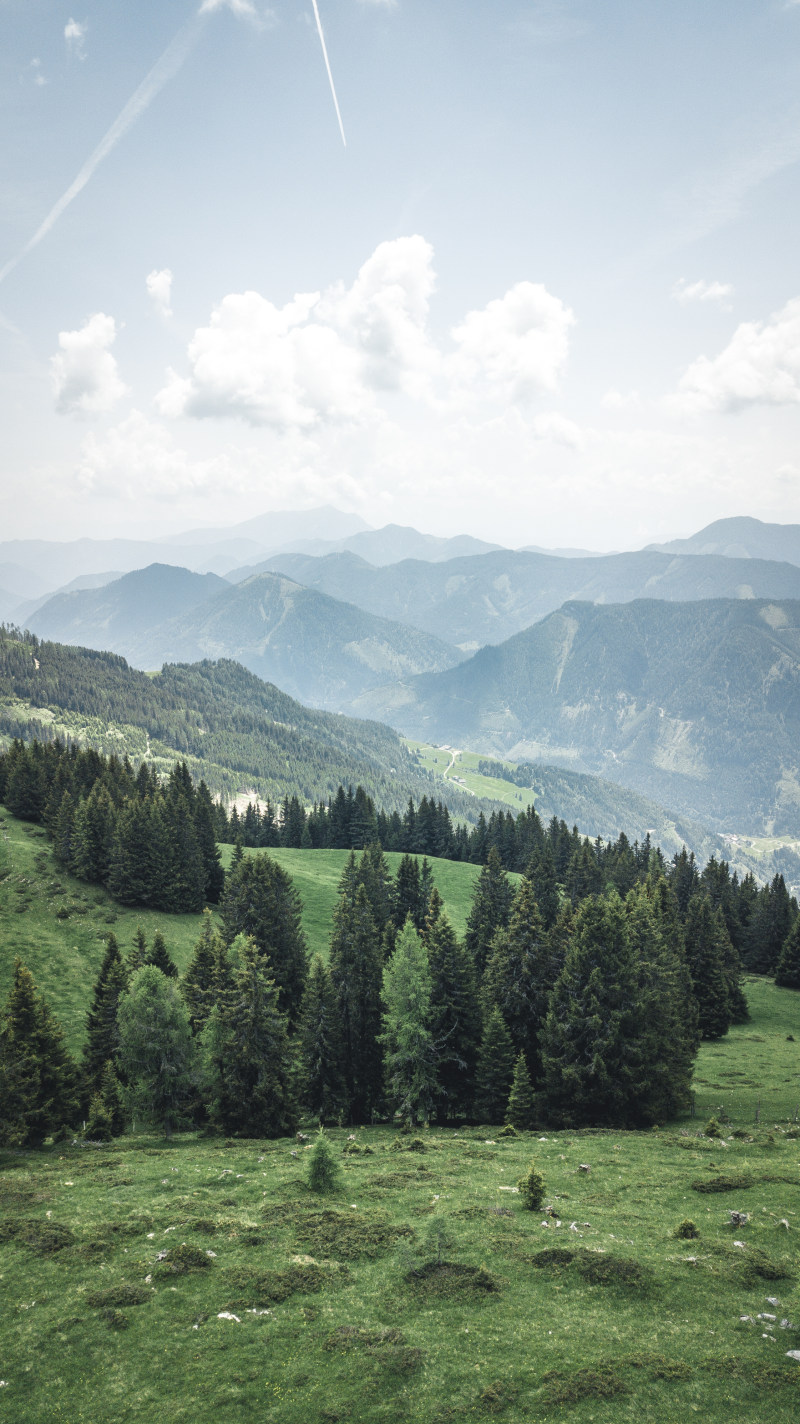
(0, 14, 205, 287)
(311, 0, 347, 148)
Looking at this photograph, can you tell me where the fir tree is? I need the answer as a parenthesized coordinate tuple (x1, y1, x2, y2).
(181, 909, 223, 1035)
(329, 883, 383, 1122)
(684, 894, 735, 1040)
(625, 884, 696, 1122)
(393, 855, 422, 930)
(297, 955, 347, 1123)
(308, 1129, 342, 1193)
(505, 1051, 536, 1130)
(481, 876, 546, 1078)
(775, 916, 800, 990)
(474, 1006, 515, 1124)
(128, 926, 147, 973)
(219, 853, 309, 1028)
(465, 848, 514, 976)
(381, 921, 438, 1126)
(85, 1091, 113, 1142)
(117, 967, 195, 1137)
(100, 1059, 125, 1136)
(426, 908, 481, 1121)
(201, 937, 296, 1138)
(82, 933, 128, 1095)
(0, 960, 80, 1147)
(194, 780, 225, 904)
(146, 929, 179, 979)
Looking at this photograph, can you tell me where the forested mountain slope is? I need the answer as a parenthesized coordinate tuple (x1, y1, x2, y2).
(27, 565, 228, 653)
(352, 598, 800, 835)
(258, 547, 800, 649)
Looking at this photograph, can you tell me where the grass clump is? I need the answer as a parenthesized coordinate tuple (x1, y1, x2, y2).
(295, 1209, 414, 1261)
(404, 1261, 501, 1298)
(153, 1243, 212, 1277)
(225, 1261, 346, 1305)
(476, 1378, 520, 1413)
(674, 1218, 701, 1239)
(98, 1308, 129, 1331)
(323, 1324, 424, 1373)
(541, 1365, 627, 1405)
(388, 1136, 428, 1153)
(574, 1252, 650, 1288)
(0, 1217, 75, 1253)
(691, 1173, 754, 1193)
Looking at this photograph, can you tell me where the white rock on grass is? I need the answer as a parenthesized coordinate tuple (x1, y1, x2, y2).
(217, 1312, 240, 1323)
(786, 1351, 800, 1362)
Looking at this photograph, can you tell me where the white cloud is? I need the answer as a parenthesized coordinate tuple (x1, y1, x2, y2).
(601, 388, 642, 411)
(531, 411, 584, 448)
(146, 268, 173, 318)
(51, 313, 128, 416)
(676, 297, 800, 412)
(198, 0, 258, 16)
(64, 19, 87, 59)
(672, 277, 733, 308)
(157, 240, 573, 432)
(77, 411, 216, 495)
(449, 282, 574, 404)
(29, 58, 48, 87)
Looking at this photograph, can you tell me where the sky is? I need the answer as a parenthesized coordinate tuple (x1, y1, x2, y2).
(2, 0, 800, 551)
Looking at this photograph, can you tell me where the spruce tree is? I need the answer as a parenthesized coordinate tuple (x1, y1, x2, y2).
(181, 909, 223, 1035)
(297, 955, 347, 1123)
(128, 926, 147, 973)
(201, 937, 296, 1138)
(541, 891, 643, 1127)
(474, 1007, 515, 1124)
(194, 780, 225, 904)
(146, 929, 179, 979)
(505, 1051, 536, 1130)
(329, 883, 383, 1122)
(381, 921, 438, 1126)
(308, 1129, 342, 1193)
(100, 1059, 125, 1136)
(219, 853, 308, 1028)
(82, 933, 128, 1095)
(684, 894, 735, 1040)
(465, 848, 514, 976)
(393, 854, 421, 930)
(481, 877, 546, 1078)
(0, 961, 80, 1146)
(625, 884, 696, 1122)
(117, 967, 195, 1137)
(426, 909, 481, 1122)
(775, 917, 800, 990)
(525, 843, 560, 930)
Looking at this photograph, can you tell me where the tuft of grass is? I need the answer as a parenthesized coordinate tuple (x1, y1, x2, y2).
(85, 1284, 152, 1308)
(540, 1365, 627, 1405)
(691, 1173, 754, 1193)
(0, 1217, 74, 1253)
(294, 1208, 414, 1261)
(404, 1261, 501, 1297)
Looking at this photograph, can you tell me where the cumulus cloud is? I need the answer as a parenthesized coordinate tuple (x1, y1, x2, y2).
(77, 410, 216, 495)
(531, 411, 584, 448)
(672, 277, 733, 308)
(601, 388, 642, 411)
(51, 313, 128, 416)
(677, 297, 800, 412)
(449, 282, 574, 404)
(64, 19, 87, 59)
(146, 268, 173, 318)
(157, 239, 574, 433)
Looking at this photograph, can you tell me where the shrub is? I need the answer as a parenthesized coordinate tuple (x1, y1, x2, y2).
(154, 1243, 212, 1276)
(704, 1116, 723, 1138)
(674, 1219, 700, 1239)
(308, 1131, 342, 1194)
(517, 1161, 545, 1211)
(497, 1124, 518, 1139)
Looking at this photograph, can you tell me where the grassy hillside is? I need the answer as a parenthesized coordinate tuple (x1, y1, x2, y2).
(0, 814, 487, 1049)
(1, 1003, 799, 1423)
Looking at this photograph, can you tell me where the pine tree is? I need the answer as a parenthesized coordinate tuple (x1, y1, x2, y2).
(381, 921, 438, 1126)
(181, 909, 223, 1035)
(775, 917, 800, 990)
(426, 909, 480, 1122)
(0, 961, 81, 1147)
(329, 883, 383, 1122)
(146, 930, 179, 979)
(297, 955, 347, 1123)
(465, 848, 514, 976)
(219, 853, 308, 1028)
(541, 891, 643, 1127)
(117, 967, 195, 1137)
(481, 877, 546, 1078)
(474, 1006, 515, 1124)
(505, 1052, 536, 1130)
(202, 937, 296, 1138)
(684, 894, 735, 1040)
(82, 933, 128, 1094)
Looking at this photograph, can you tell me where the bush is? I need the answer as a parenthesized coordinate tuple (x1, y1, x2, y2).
(517, 1161, 545, 1211)
(308, 1131, 342, 1194)
(674, 1219, 700, 1239)
(704, 1117, 723, 1138)
(154, 1243, 212, 1276)
(691, 1173, 754, 1193)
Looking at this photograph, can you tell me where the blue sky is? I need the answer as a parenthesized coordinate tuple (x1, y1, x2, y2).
(2, 0, 800, 549)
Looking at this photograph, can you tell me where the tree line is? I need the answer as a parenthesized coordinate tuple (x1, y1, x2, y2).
(4, 835, 799, 1148)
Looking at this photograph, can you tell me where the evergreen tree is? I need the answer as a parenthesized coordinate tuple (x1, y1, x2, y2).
(329, 883, 383, 1122)
(85, 1091, 114, 1142)
(297, 955, 347, 1123)
(219, 853, 308, 1028)
(426, 908, 481, 1122)
(181, 909, 223, 1035)
(541, 891, 644, 1127)
(381, 921, 438, 1126)
(505, 1051, 536, 1130)
(82, 933, 128, 1094)
(744, 875, 794, 974)
(474, 1006, 515, 1123)
(128, 926, 147, 973)
(308, 1129, 342, 1193)
(775, 916, 800, 990)
(146, 929, 179, 979)
(100, 1059, 125, 1136)
(481, 877, 546, 1078)
(117, 967, 195, 1137)
(684, 894, 737, 1039)
(201, 937, 296, 1138)
(393, 854, 421, 930)
(525, 843, 560, 930)
(0, 961, 80, 1146)
(465, 848, 514, 976)
(194, 780, 225, 904)
(71, 784, 116, 884)
(624, 884, 696, 1122)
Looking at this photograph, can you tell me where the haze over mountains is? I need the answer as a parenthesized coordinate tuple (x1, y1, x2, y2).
(7, 508, 800, 849)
